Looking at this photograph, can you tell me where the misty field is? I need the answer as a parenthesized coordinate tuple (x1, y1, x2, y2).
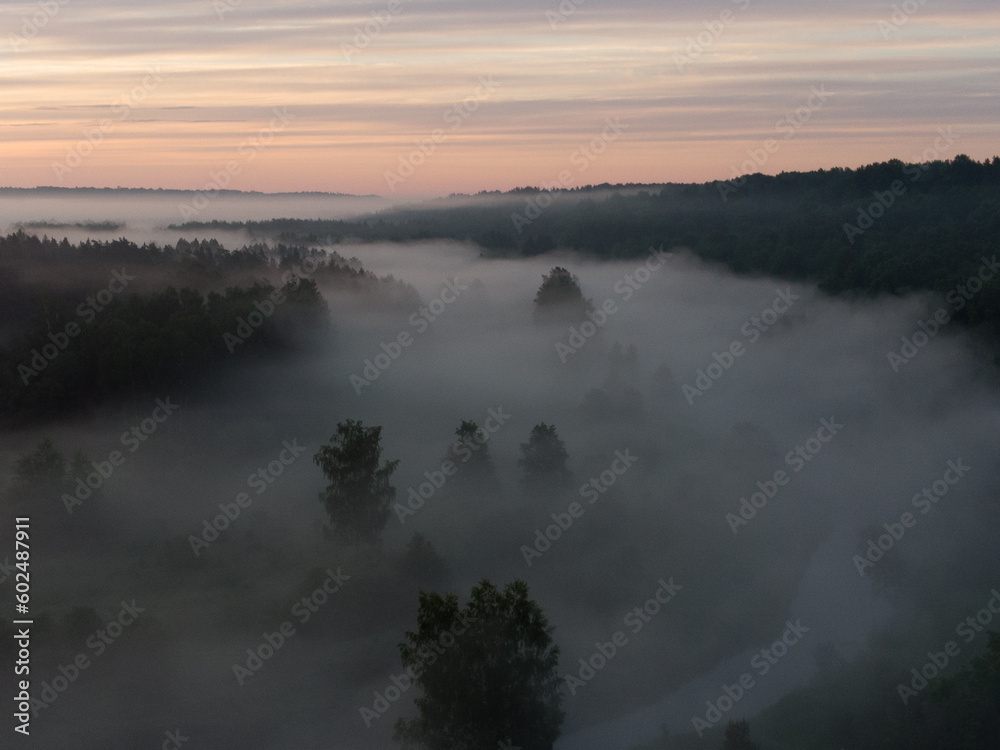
(2, 176, 999, 750)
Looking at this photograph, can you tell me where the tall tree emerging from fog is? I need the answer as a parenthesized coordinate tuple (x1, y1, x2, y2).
(453, 420, 497, 477)
(532, 266, 593, 324)
(519, 423, 572, 490)
(313, 420, 398, 544)
(394, 579, 564, 750)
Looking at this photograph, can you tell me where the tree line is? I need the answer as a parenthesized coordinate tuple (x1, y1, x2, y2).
(177, 155, 1000, 342)
(0, 231, 416, 425)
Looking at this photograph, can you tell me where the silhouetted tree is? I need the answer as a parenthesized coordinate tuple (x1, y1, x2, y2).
(532, 267, 592, 324)
(720, 720, 760, 750)
(275, 275, 330, 326)
(451, 420, 497, 477)
(394, 579, 564, 750)
(313, 420, 398, 544)
(519, 423, 571, 489)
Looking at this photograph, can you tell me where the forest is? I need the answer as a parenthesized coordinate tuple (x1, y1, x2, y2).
(1, 157, 998, 749)
(175, 155, 1000, 340)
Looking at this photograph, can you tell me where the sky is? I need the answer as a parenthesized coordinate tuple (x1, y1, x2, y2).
(1, 0, 998, 196)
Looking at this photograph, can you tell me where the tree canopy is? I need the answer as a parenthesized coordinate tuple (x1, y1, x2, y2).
(395, 579, 564, 750)
(532, 267, 593, 324)
(313, 419, 399, 544)
(178, 156, 1000, 343)
(519, 423, 572, 490)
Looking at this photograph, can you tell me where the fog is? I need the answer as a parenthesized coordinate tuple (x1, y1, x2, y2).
(3, 202, 999, 749)
(0, 189, 394, 235)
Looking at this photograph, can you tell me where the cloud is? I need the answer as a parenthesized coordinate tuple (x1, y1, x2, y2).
(1, 0, 997, 192)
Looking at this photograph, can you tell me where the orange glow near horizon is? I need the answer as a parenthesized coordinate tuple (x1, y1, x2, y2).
(1, 2, 997, 196)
